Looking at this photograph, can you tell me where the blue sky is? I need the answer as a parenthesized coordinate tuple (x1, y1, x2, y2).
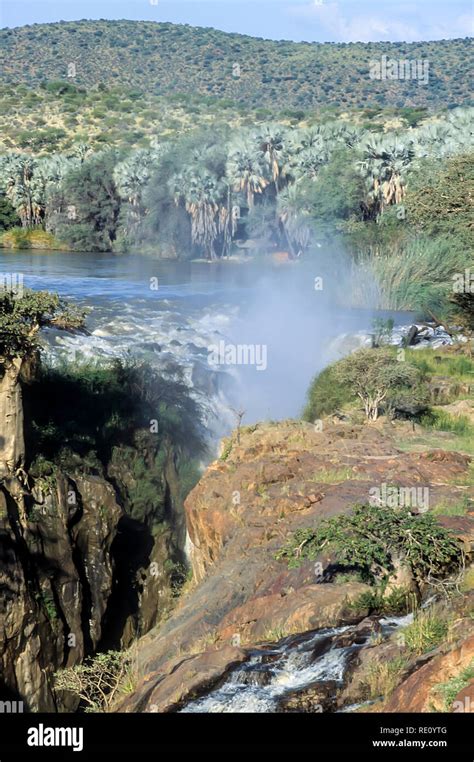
(1, 0, 472, 42)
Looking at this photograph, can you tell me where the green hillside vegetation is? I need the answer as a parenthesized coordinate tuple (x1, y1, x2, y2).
(0, 22, 472, 318)
(0, 21, 472, 111)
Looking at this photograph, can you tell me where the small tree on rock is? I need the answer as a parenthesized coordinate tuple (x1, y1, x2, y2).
(335, 348, 422, 421)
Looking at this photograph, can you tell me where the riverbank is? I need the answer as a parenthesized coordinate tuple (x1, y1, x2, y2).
(0, 229, 67, 250)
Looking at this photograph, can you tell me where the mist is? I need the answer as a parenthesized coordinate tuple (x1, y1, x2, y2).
(221, 247, 383, 424)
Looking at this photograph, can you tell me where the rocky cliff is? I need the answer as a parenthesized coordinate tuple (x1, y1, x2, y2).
(0, 358, 190, 711)
(120, 420, 474, 713)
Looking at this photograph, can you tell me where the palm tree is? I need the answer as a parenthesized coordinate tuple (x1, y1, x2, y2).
(0, 155, 42, 227)
(286, 127, 332, 182)
(358, 136, 415, 213)
(277, 183, 311, 257)
(114, 150, 154, 231)
(254, 123, 288, 193)
(226, 138, 269, 210)
(170, 166, 226, 260)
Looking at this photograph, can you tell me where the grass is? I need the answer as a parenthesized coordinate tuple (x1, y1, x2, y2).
(348, 587, 414, 616)
(460, 566, 474, 593)
(431, 659, 474, 711)
(364, 236, 468, 314)
(430, 495, 471, 516)
(400, 609, 451, 656)
(420, 410, 474, 437)
(261, 625, 290, 643)
(364, 656, 410, 700)
(407, 349, 474, 383)
(397, 430, 474, 456)
(309, 466, 363, 484)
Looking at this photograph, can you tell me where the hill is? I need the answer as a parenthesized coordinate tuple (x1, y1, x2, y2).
(0, 20, 472, 111)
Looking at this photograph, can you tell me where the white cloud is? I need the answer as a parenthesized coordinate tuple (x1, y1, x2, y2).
(287, 1, 474, 41)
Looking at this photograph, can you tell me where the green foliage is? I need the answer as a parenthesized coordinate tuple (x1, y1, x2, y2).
(55, 150, 122, 251)
(303, 348, 430, 422)
(420, 410, 474, 436)
(407, 349, 474, 381)
(276, 503, 462, 585)
(54, 650, 131, 712)
(450, 292, 474, 333)
(405, 155, 474, 245)
(303, 364, 353, 422)
(371, 317, 394, 347)
(365, 656, 410, 699)
(401, 608, 450, 655)
(367, 235, 470, 315)
(0, 288, 85, 362)
(0, 193, 20, 229)
(25, 359, 205, 469)
(348, 586, 413, 615)
(0, 22, 471, 109)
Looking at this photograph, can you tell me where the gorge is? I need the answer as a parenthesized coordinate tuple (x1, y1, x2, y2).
(0, 253, 472, 715)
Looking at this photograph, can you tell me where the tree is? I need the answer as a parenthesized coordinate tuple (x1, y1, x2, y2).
(0, 154, 44, 227)
(54, 651, 131, 712)
(56, 151, 122, 251)
(276, 504, 462, 588)
(334, 348, 423, 421)
(358, 137, 415, 215)
(113, 149, 156, 235)
(255, 123, 288, 193)
(226, 137, 269, 210)
(0, 192, 20, 229)
(0, 288, 85, 479)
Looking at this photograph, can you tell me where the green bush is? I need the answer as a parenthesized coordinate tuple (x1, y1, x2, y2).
(276, 503, 462, 585)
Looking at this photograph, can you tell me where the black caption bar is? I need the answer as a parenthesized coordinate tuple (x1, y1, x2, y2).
(0, 713, 472, 758)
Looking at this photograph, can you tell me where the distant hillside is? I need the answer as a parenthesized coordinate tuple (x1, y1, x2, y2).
(0, 20, 472, 110)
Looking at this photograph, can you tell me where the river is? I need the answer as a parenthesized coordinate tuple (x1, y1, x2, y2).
(0, 250, 416, 443)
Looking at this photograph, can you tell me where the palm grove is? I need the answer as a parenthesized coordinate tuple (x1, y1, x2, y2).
(0, 106, 472, 315)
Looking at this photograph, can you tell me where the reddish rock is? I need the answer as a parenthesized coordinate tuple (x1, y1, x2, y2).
(117, 421, 473, 713)
(385, 634, 474, 712)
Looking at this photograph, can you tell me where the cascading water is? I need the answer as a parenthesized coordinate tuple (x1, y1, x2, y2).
(180, 614, 414, 713)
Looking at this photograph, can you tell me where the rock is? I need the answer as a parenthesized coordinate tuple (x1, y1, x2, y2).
(216, 582, 371, 644)
(452, 680, 474, 712)
(140, 341, 162, 353)
(385, 633, 474, 712)
(118, 421, 474, 713)
(0, 472, 122, 710)
(332, 617, 382, 648)
(186, 343, 208, 356)
(405, 325, 419, 346)
(121, 646, 248, 713)
(278, 680, 338, 712)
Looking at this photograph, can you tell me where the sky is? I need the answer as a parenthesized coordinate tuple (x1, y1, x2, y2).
(0, 0, 472, 43)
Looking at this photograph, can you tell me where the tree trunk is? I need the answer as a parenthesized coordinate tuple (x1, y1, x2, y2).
(0, 357, 25, 478)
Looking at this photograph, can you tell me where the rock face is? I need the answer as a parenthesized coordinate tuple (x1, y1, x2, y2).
(120, 420, 473, 713)
(0, 358, 190, 712)
(0, 472, 121, 711)
(384, 633, 474, 713)
(0, 458, 185, 711)
(121, 646, 248, 713)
